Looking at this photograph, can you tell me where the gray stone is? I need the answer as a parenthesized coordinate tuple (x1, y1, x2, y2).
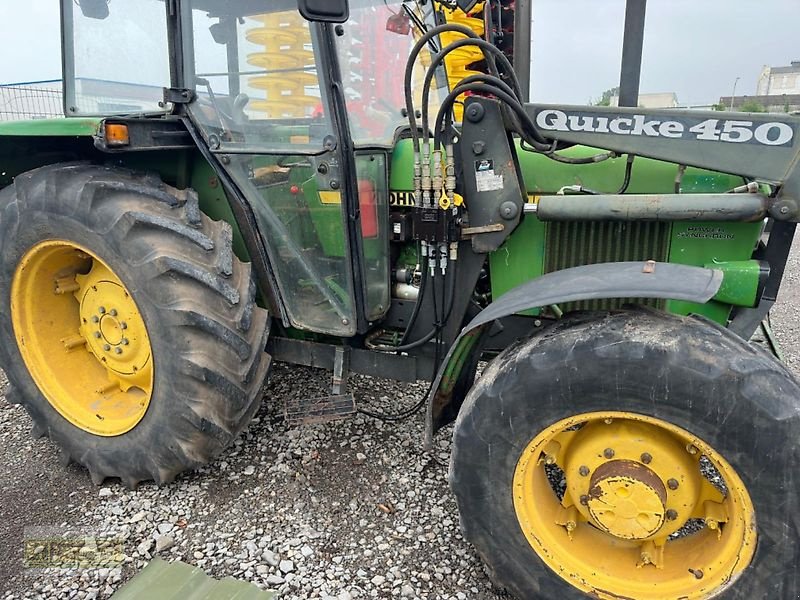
(155, 536, 174, 552)
(279, 559, 294, 574)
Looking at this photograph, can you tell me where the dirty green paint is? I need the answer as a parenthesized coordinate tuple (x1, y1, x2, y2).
(706, 260, 762, 307)
(514, 144, 745, 195)
(189, 158, 250, 261)
(666, 221, 762, 321)
(488, 214, 546, 314)
(483, 143, 753, 323)
(397, 244, 419, 269)
(389, 139, 415, 191)
(439, 327, 483, 394)
(0, 118, 101, 137)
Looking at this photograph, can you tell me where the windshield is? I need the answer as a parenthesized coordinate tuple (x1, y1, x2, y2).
(183, 1, 335, 154)
(334, 1, 446, 147)
(183, 0, 443, 150)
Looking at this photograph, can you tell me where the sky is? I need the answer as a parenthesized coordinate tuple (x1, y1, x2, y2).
(529, 0, 800, 106)
(1, 0, 798, 107)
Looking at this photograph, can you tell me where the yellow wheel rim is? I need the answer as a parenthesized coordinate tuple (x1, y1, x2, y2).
(11, 240, 153, 436)
(513, 412, 756, 599)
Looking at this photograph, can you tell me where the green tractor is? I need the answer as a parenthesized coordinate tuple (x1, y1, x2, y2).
(1, 0, 798, 598)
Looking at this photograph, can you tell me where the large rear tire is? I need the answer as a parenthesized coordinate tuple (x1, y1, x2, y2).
(450, 310, 799, 599)
(0, 164, 271, 488)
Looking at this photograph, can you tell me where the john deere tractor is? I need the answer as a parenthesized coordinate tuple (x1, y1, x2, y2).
(1, 0, 798, 597)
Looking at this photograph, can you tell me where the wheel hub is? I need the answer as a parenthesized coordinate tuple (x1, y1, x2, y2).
(76, 264, 151, 390)
(586, 460, 666, 539)
(563, 419, 702, 540)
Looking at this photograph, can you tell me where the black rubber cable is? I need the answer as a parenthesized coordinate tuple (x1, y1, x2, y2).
(436, 82, 551, 149)
(434, 81, 554, 151)
(424, 72, 518, 148)
(404, 23, 484, 154)
(359, 254, 459, 422)
(421, 38, 519, 143)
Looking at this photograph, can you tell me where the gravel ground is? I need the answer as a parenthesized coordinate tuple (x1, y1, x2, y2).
(1, 237, 798, 600)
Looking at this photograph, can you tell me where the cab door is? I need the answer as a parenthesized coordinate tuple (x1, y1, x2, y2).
(182, 2, 389, 336)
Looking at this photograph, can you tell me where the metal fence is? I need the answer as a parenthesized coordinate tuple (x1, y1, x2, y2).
(0, 84, 64, 121)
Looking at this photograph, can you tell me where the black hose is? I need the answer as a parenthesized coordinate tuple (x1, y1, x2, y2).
(371, 326, 438, 353)
(399, 250, 428, 345)
(424, 71, 518, 147)
(617, 155, 635, 194)
(558, 155, 636, 195)
(434, 81, 553, 150)
(439, 82, 551, 148)
(542, 150, 616, 164)
(404, 23, 484, 154)
(421, 37, 521, 140)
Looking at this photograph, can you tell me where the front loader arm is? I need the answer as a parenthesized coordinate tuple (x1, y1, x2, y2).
(524, 104, 800, 222)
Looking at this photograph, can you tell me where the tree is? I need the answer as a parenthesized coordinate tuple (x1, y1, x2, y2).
(594, 86, 620, 106)
(738, 100, 766, 113)
(711, 102, 727, 111)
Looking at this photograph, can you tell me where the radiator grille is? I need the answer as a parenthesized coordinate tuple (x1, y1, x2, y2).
(544, 221, 671, 312)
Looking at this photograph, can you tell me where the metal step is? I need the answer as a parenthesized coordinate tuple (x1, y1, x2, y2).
(284, 394, 357, 426)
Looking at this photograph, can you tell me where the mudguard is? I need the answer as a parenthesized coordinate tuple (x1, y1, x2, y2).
(425, 260, 724, 444)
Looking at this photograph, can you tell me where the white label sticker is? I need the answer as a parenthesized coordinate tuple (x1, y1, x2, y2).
(475, 170, 504, 192)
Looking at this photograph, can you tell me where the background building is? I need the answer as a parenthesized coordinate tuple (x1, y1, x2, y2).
(757, 61, 800, 96)
(717, 61, 800, 113)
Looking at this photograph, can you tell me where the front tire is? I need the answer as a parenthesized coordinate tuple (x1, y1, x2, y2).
(450, 310, 799, 599)
(0, 164, 271, 488)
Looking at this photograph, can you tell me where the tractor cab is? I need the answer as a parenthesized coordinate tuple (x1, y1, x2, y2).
(64, 0, 442, 336)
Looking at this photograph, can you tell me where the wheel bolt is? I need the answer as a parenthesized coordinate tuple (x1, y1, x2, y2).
(120, 322, 128, 330)
(604, 418, 613, 424)
(114, 347, 122, 355)
(686, 444, 699, 455)
(93, 332, 102, 339)
(667, 478, 679, 490)
(91, 316, 99, 324)
(98, 307, 106, 314)
(666, 509, 678, 521)
(109, 309, 117, 316)
(122, 338, 129, 345)
(640, 453, 652, 464)
(580, 495, 589, 506)
(603, 448, 615, 459)
(579, 465, 590, 477)
(544, 455, 556, 466)
(103, 344, 111, 351)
